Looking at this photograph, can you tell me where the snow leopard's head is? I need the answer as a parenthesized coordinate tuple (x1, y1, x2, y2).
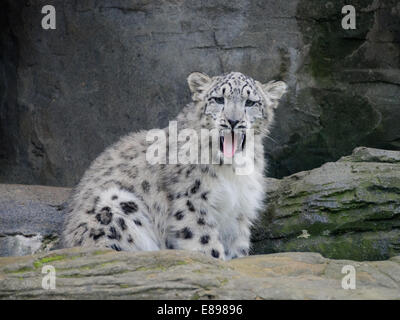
(188, 71, 287, 158)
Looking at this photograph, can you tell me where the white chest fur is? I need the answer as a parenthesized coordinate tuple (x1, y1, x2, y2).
(207, 166, 265, 246)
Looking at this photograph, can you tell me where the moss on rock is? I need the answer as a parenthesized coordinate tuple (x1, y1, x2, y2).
(253, 147, 400, 261)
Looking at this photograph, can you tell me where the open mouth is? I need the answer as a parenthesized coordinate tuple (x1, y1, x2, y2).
(219, 130, 246, 158)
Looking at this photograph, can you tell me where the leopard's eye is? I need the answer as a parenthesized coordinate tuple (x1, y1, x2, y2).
(213, 97, 225, 104)
(245, 100, 256, 107)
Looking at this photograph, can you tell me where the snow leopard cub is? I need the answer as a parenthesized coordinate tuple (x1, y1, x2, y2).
(62, 71, 287, 260)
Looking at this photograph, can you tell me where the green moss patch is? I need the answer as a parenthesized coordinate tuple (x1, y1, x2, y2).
(33, 255, 67, 269)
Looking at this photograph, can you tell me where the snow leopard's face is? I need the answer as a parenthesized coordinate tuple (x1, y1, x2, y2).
(188, 71, 287, 158)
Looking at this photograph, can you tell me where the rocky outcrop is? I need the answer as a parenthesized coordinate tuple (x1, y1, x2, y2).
(0, 247, 399, 299)
(1, 0, 399, 186)
(252, 147, 400, 261)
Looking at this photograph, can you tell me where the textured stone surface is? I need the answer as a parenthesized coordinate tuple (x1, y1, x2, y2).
(269, 0, 400, 178)
(0, 0, 399, 186)
(0, 247, 399, 299)
(0, 184, 70, 256)
(252, 147, 400, 261)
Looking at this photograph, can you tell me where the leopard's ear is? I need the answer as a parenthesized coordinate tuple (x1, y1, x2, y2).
(261, 80, 287, 101)
(187, 72, 212, 101)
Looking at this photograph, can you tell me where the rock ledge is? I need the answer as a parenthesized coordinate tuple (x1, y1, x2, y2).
(1, 248, 399, 299)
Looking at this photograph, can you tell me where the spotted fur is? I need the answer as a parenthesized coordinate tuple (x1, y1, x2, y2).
(62, 72, 287, 260)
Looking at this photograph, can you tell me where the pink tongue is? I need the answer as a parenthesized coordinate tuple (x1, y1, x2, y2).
(223, 132, 238, 158)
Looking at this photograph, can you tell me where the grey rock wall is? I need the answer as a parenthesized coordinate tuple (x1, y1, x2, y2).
(0, 0, 399, 186)
(0, 184, 69, 256)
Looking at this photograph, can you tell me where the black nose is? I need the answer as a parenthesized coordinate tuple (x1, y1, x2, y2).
(227, 119, 240, 129)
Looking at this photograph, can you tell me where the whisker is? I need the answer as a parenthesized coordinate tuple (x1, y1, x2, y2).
(265, 135, 278, 145)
